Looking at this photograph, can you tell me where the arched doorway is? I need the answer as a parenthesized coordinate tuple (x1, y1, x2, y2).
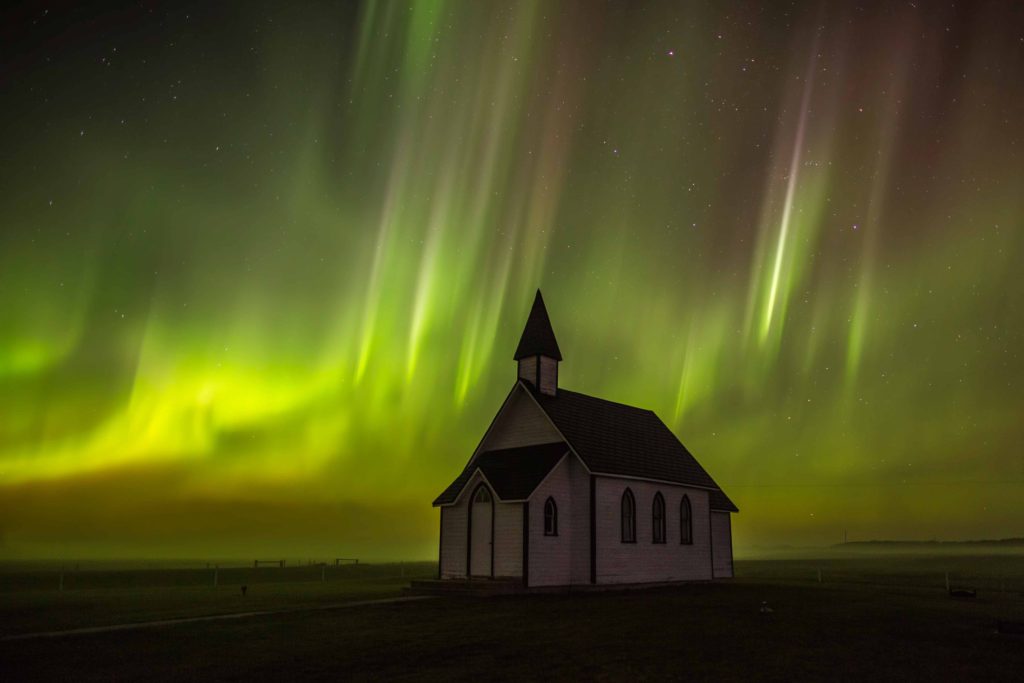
(469, 484, 493, 577)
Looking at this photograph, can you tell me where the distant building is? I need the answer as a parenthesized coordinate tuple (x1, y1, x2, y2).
(433, 291, 737, 588)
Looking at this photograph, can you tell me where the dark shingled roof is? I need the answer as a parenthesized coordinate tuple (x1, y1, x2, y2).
(528, 385, 739, 513)
(432, 383, 738, 513)
(432, 442, 568, 505)
(708, 488, 739, 513)
(513, 290, 562, 361)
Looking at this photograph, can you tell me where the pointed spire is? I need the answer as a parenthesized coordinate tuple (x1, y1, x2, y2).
(513, 290, 562, 361)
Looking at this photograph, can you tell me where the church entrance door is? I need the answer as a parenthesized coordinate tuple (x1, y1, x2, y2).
(469, 485, 493, 577)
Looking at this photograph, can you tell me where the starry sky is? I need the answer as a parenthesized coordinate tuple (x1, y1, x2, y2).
(1, 1, 1022, 560)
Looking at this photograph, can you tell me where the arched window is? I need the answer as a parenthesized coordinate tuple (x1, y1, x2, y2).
(544, 497, 558, 536)
(474, 486, 491, 504)
(680, 495, 693, 545)
(652, 492, 666, 543)
(621, 488, 636, 543)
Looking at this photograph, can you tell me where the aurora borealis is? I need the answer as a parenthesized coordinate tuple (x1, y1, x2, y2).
(1, 1, 1022, 561)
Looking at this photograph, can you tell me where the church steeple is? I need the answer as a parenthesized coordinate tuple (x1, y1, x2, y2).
(514, 290, 561, 396)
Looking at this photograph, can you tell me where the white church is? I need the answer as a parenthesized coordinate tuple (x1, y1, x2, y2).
(432, 291, 737, 589)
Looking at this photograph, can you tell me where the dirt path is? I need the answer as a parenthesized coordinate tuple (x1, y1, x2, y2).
(0, 595, 436, 642)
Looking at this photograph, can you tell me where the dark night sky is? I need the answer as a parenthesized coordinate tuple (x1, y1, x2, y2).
(1, 1, 1022, 559)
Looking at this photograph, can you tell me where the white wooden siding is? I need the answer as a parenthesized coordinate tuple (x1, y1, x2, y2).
(479, 385, 562, 451)
(567, 456, 591, 584)
(539, 356, 558, 395)
(594, 478, 713, 584)
(711, 511, 734, 578)
(517, 356, 537, 383)
(527, 455, 573, 586)
(494, 501, 523, 578)
(440, 498, 467, 578)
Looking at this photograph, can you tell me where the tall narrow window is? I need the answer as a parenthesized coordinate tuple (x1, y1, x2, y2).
(652, 492, 666, 543)
(621, 488, 636, 543)
(680, 495, 693, 545)
(544, 497, 558, 536)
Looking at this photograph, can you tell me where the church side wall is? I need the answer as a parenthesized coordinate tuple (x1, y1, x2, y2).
(480, 386, 562, 452)
(594, 478, 713, 584)
(527, 456, 573, 587)
(494, 501, 523, 578)
(711, 512, 734, 578)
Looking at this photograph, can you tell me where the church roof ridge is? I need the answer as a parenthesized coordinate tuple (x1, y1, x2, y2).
(521, 381, 738, 513)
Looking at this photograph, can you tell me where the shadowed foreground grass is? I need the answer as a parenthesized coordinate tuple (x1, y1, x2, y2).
(0, 562, 435, 636)
(1, 557, 1023, 680)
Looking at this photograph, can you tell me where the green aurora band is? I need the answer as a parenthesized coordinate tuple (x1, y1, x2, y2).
(1, 1, 1022, 559)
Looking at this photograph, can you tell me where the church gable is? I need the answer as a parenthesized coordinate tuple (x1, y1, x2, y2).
(432, 383, 567, 507)
(479, 383, 563, 452)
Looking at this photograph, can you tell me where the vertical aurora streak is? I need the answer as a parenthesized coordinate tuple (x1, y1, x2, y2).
(762, 51, 816, 347)
(0, 1, 1022, 560)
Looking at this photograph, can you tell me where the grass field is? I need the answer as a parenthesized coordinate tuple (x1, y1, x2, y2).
(0, 561, 436, 637)
(2, 555, 1023, 680)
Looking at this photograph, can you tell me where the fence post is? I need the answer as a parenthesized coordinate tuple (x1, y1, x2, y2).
(817, 568, 822, 583)
(214, 565, 219, 587)
(945, 572, 950, 592)
(59, 568, 64, 592)
(321, 564, 326, 582)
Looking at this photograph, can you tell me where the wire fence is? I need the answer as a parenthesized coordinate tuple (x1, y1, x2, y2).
(734, 555, 1024, 597)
